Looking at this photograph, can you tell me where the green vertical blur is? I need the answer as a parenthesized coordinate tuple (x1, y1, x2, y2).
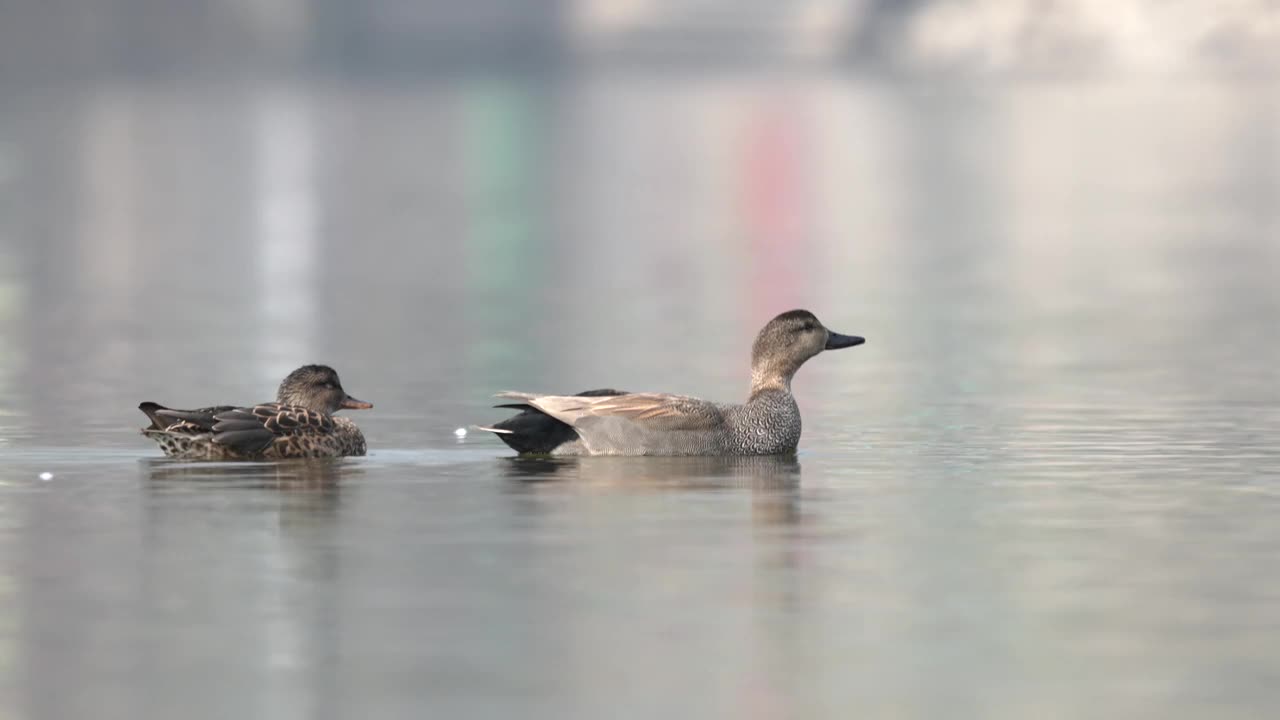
(460, 80, 545, 392)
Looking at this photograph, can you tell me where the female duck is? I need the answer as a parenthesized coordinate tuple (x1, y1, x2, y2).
(480, 309, 864, 456)
(139, 364, 373, 459)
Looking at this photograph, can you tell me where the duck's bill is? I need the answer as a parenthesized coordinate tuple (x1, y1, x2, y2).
(341, 395, 374, 410)
(825, 332, 866, 350)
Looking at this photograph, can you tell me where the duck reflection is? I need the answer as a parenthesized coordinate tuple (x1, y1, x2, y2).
(502, 454, 800, 487)
(502, 454, 803, 525)
(144, 458, 359, 524)
(141, 457, 360, 498)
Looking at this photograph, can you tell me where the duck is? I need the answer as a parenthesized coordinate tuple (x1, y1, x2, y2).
(138, 364, 373, 460)
(478, 309, 864, 456)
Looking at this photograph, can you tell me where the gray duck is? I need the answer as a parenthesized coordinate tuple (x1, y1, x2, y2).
(479, 310, 864, 456)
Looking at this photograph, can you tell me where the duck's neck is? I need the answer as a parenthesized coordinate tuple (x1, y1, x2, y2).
(276, 391, 328, 414)
(749, 368, 794, 400)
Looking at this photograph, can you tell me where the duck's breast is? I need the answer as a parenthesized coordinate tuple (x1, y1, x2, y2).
(726, 392, 802, 455)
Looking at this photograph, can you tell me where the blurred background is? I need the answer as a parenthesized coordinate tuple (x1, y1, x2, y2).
(5, 0, 1280, 79)
(1, 0, 1277, 433)
(1, 2, 1279, 719)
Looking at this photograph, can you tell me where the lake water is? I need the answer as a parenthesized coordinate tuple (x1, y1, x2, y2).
(0, 75, 1278, 718)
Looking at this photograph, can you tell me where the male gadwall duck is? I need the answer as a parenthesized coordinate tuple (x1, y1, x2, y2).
(479, 309, 864, 456)
(138, 364, 373, 460)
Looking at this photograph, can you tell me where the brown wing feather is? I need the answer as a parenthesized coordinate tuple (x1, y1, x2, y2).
(528, 392, 724, 431)
(261, 406, 334, 435)
(210, 403, 338, 454)
(163, 420, 209, 436)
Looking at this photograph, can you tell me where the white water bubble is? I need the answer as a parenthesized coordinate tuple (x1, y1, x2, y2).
(454, 428, 467, 439)
(38, 472, 53, 481)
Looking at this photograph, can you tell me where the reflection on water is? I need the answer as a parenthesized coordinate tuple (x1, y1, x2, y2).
(142, 457, 356, 488)
(0, 76, 1278, 718)
(501, 454, 801, 487)
(141, 458, 353, 517)
(504, 455, 806, 528)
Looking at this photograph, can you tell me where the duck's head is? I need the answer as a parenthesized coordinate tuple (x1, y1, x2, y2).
(276, 365, 373, 414)
(750, 310, 864, 391)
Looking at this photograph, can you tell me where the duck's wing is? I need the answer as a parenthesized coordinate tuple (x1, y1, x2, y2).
(492, 387, 625, 411)
(207, 403, 337, 454)
(495, 391, 724, 432)
(140, 402, 239, 433)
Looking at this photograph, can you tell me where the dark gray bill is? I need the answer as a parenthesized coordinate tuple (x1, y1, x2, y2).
(825, 332, 866, 350)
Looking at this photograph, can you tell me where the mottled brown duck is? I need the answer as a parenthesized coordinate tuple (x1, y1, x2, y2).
(139, 364, 372, 460)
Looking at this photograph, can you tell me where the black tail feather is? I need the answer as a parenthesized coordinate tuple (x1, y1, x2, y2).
(138, 402, 171, 431)
(154, 408, 220, 431)
(489, 389, 626, 455)
(139, 403, 241, 432)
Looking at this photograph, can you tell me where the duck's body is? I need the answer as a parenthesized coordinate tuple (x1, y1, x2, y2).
(139, 365, 372, 460)
(140, 402, 368, 460)
(491, 388, 804, 456)
(481, 310, 864, 457)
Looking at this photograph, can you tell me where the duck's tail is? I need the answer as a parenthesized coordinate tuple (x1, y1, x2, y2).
(482, 389, 626, 454)
(138, 402, 235, 437)
(138, 402, 173, 432)
(472, 425, 513, 435)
